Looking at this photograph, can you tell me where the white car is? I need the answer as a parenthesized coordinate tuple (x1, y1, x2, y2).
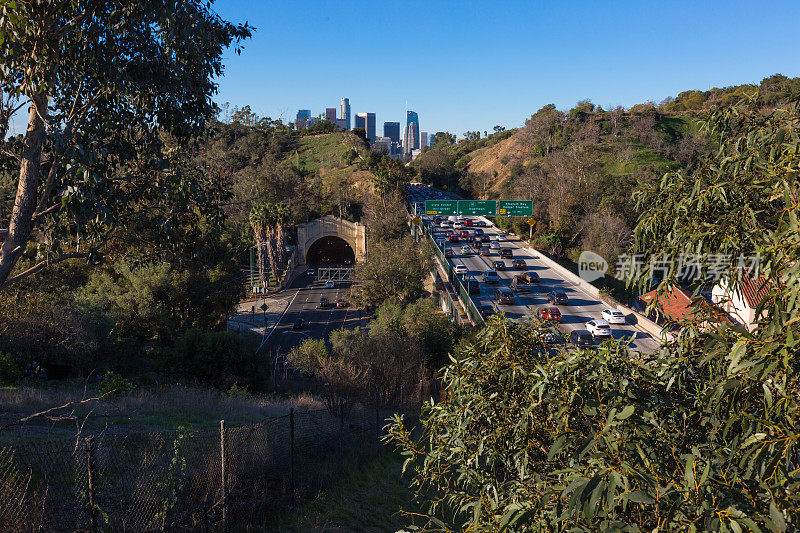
(440, 221, 449, 228)
(454, 264, 468, 275)
(585, 320, 613, 338)
(490, 242, 500, 250)
(601, 309, 626, 325)
(497, 234, 507, 242)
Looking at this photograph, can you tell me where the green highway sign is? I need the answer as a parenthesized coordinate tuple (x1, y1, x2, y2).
(425, 200, 458, 215)
(498, 200, 533, 216)
(457, 200, 496, 216)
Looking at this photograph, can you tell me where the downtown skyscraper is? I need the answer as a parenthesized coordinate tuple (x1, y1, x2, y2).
(340, 98, 351, 130)
(404, 110, 420, 156)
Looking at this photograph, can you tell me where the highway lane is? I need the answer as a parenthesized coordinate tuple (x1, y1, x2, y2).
(265, 271, 363, 358)
(431, 220, 661, 353)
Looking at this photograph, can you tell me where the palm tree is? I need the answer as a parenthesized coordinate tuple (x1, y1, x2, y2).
(249, 203, 291, 285)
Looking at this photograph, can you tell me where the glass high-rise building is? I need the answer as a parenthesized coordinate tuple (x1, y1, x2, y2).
(383, 122, 400, 144)
(421, 131, 428, 148)
(365, 113, 376, 142)
(340, 98, 351, 130)
(296, 109, 311, 128)
(404, 111, 420, 155)
(355, 113, 366, 131)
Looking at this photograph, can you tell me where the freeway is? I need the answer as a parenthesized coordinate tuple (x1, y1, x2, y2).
(430, 219, 661, 353)
(265, 270, 364, 358)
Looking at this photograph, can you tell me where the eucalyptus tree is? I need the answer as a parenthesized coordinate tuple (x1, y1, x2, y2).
(0, 0, 251, 290)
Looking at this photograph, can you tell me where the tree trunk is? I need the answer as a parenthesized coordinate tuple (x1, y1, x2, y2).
(0, 95, 48, 288)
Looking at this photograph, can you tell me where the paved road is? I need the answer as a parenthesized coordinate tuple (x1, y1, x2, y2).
(430, 219, 661, 353)
(265, 271, 365, 358)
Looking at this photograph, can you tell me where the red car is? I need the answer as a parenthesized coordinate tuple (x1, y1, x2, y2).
(460, 230, 469, 238)
(448, 234, 459, 243)
(336, 298, 348, 308)
(539, 307, 563, 323)
(464, 219, 474, 227)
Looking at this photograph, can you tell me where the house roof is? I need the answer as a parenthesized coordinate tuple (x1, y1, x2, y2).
(640, 286, 694, 322)
(740, 276, 770, 308)
(640, 285, 733, 325)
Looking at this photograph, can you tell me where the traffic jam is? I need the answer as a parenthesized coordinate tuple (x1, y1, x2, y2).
(407, 184, 656, 351)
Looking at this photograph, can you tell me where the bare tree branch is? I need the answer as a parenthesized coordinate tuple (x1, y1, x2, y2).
(0, 390, 115, 431)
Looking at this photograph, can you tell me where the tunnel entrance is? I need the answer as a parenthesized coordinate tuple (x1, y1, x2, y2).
(306, 236, 356, 266)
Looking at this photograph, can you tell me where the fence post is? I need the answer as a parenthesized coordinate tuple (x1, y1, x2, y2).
(220, 420, 227, 532)
(375, 392, 380, 451)
(338, 398, 344, 471)
(289, 408, 295, 505)
(85, 437, 98, 533)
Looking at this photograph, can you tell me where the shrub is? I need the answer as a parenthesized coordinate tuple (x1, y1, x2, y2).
(98, 371, 135, 398)
(152, 329, 266, 389)
(0, 352, 21, 385)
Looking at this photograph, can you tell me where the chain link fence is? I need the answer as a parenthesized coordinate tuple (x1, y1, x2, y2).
(0, 405, 416, 532)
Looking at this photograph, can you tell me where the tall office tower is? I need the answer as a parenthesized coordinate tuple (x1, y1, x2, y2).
(355, 112, 366, 131)
(296, 109, 311, 128)
(325, 108, 337, 122)
(383, 121, 400, 144)
(365, 112, 376, 142)
(420, 131, 428, 148)
(404, 111, 420, 155)
(340, 98, 351, 130)
(335, 118, 346, 130)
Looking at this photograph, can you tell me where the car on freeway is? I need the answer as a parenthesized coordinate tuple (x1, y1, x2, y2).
(490, 242, 500, 251)
(466, 235, 476, 243)
(448, 234, 459, 243)
(306, 268, 315, 276)
(522, 271, 540, 283)
(467, 279, 480, 294)
(512, 259, 527, 270)
(538, 306, 563, 323)
(494, 288, 515, 305)
(325, 281, 335, 288)
(440, 221, 449, 228)
(497, 234, 507, 242)
(473, 240, 482, 249)
(547, 290, 568, 305)
(317, 297, 330, 309)
(540, 331, 564, 344)
(473, 228, 483, 236)
(460, 230, 469, 238)
(568, 330, 594, 348)
(292, 318, 305, 330)
(336, 298, 349, 308)
(601, 309, 627, 325)
(454, 264, 468, 275)
(493, 260, 506, 271)
(585, 319, 613, 338)
(444, 248, 454, 258)
(480, 235, 491, 243)
(479, 304, 495, 319)
(474, 220, 486, 227)
(483, 270, 500, 283)
(480, 247, 492, 256)
(460, 245, 472, 255)
(500, 248, 513, 259)
(510, 275, 531, 293)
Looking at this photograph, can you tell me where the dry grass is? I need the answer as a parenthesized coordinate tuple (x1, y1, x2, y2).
(0, 383, 324, 431)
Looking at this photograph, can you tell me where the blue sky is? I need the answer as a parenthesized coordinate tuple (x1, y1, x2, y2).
(211, 0, 800, 136)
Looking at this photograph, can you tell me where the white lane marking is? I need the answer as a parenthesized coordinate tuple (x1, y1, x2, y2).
(263, 288, 302, 344)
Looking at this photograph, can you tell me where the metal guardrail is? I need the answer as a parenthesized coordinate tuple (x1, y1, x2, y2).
(422, 222, 485, 326)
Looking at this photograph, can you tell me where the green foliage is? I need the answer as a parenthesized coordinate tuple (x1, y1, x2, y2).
(388, 96, 800, 531)
(152, 329, 266, 389)
(98, 371, 135, 398)
(0, 351, 21, 385)
(353, 237, 431, 306)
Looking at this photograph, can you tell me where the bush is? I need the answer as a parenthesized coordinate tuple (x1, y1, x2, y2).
(98, 371, 135, 398)
(152, 329, 266, 389)
(0, 352, 21, 385)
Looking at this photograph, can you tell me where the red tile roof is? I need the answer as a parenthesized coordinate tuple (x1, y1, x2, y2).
(740, 276, 770, 308)
(640, 286, 694, 322)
